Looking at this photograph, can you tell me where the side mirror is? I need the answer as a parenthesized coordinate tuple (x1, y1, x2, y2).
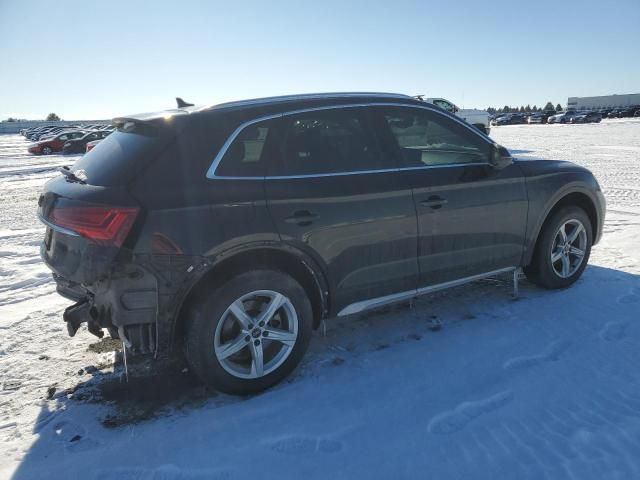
(490, 145, 513, 170)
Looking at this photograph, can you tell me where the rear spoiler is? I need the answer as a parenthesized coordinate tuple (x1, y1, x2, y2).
(112, 109, 190, 132)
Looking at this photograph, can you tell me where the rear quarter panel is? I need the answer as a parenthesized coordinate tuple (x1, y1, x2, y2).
(128, 114, 281, 259)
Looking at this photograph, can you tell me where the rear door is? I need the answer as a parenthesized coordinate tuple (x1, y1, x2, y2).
(374, 105, 528, 287)
(263, 106, 418, 315)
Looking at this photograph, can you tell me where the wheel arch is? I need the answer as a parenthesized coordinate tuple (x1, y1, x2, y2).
(523, 188, 600, 266)
(171, 245, 330, 349)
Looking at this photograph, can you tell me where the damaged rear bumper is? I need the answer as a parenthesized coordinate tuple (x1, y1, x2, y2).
(53, 254, 210, 356)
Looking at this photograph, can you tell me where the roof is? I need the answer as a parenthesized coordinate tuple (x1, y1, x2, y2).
(114, 92, 421, 126)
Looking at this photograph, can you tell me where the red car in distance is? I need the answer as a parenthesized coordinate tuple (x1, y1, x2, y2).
(28, 130, 86, 155)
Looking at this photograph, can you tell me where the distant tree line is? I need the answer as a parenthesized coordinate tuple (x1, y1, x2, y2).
(3, 113, 62, 122)
(486, 102, 563, 114)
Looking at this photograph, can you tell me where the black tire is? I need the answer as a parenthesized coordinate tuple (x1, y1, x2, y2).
(42, 146, 52, 155)
(524, 206, 593, 289)
(184, 269, 313, 395)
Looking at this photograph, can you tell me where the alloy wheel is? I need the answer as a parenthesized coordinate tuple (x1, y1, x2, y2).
(214, 290, 298, 379)
(550, 219, 587, 278)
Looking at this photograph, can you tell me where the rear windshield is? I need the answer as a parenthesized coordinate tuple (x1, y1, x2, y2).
(70, 130, 161, 186)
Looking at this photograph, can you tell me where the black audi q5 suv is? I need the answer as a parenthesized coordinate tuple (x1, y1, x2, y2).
(38, 92, 605, 394)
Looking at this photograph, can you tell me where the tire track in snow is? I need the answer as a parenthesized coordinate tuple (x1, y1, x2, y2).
(502, 340, 570, 370)
(428, 390, 514, 434)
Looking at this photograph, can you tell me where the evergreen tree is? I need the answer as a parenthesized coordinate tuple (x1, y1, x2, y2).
(525, 104, 531, 112)
(556, 104, 563, 112)
(544, 102, 555, 111)
(46, 113, 61, 121)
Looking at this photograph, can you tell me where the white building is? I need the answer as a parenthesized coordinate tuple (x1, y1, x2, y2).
(567, 93, 640, 111)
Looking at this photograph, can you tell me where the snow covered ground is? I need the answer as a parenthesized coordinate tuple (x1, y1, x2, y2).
(1, 120, 639, 479)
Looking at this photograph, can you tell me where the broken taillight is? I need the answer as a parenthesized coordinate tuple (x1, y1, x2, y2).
(49, 206, 139, 247)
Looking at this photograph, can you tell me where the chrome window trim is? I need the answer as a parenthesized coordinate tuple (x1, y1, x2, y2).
(338, 267, 516, 316)
(206, 102, 495, 180)
(205, 113, 281, 179)
(37, 212, 80, 237)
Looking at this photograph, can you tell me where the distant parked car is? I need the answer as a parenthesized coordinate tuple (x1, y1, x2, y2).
(85, 139, 101, 152)
(494, 114, 526, 126)
(421, 98, 491, 135)
(62, 130, 112, 154)
(27, 126, 61, 141)
(28, 130, 86, 155)
(33, 126, 78, 141)
(527, 113, 545, 124)
(618, 107, 639, 118)
(39, 128, 84, 141)
(527, 111, 556, 124)
(635, 110, 640, 117)
(548, 111, 578, 124)
(570, 112, 602, 124)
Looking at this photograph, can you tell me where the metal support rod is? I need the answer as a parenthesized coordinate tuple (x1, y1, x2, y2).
(122, 341, 129, 383)
(513, 268, 522, 298)
(118, 326, 132, 383)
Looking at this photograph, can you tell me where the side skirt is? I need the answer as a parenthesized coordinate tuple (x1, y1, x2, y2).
(337, 267, 517, 316)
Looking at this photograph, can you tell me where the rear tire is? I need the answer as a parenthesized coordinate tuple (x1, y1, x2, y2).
(524, 206, 592, 289)
(184, 269, 313, 395)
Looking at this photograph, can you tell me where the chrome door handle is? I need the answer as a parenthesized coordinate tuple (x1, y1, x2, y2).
(284, 210, 318, 225)
(419, 197, 448, 210)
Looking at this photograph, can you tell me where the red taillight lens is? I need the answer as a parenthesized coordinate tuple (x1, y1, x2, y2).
(49, 206, 139, 247)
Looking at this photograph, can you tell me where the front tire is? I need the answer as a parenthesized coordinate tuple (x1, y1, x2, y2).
(524, 206, 592, 289)
(184, 269, 313, 395)
(42, 146, 52, 155)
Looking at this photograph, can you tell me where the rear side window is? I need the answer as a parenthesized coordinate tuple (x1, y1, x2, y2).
(215, 118, 275, 177)
(270, 108, 388, 176)
(71, 130, 160, 186)
(380, 107, 490, 167)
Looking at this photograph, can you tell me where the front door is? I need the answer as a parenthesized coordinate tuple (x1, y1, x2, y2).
(264, 106, 419, 314)
(374, 105, 528, 287)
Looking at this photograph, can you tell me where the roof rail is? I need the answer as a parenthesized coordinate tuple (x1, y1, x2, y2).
(203, 92, 413, 111)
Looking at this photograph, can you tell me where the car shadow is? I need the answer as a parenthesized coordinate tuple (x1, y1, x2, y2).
(8, 264, 640, 479)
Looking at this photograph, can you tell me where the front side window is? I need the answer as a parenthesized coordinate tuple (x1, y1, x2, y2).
(380, 107, 490, 167)
(215, 118, 274, 177)
(273, 108, 387, 176)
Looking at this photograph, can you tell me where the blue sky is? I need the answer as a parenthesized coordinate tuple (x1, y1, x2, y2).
(1, 0, 638, 120)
